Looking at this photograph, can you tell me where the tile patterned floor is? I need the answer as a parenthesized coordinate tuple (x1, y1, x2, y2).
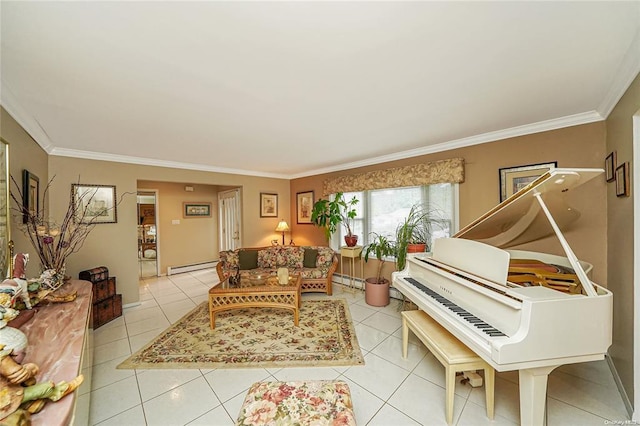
(82, 269, 630, 425)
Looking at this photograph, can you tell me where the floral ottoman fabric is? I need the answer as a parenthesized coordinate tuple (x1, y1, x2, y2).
(236, 380, 356, 426)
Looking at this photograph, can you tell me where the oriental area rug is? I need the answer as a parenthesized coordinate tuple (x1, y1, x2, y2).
(117, 299, 364, 370)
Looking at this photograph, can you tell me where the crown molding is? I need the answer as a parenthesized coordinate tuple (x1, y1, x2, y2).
(2, 82, 608, 181)
(290, 110, 605, 179)
(1, 82, 56, 154)
(597, 25, 640, 118)
(49, 148, 291, 179)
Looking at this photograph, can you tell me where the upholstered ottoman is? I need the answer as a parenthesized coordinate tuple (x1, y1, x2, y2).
(236, 380, 356, 425)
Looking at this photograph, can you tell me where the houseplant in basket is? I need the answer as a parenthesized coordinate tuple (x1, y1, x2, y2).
(362, 232, 396, 306)
(310, 192, 359, 246)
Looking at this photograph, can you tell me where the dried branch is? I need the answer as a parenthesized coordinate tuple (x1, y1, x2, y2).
(9, 175, 131, 290)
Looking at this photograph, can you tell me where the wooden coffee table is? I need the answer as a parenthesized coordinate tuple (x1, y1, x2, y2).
(208, 274, 302, 329)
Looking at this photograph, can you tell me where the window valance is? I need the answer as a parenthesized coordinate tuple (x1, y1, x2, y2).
(323, 158, 465, 196)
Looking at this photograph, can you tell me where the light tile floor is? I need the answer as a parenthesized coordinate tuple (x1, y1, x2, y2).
(85, 269, 630, 425)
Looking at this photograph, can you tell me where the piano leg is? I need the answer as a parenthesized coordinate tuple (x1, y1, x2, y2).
(518, 366, 558, 426)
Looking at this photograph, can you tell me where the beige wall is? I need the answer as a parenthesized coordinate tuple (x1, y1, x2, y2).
(606, 72, 639, 407)
(1, 107, 49, 278)
(292, 122, 607, 285)
(42, 157, 289, 305)
(138, 180, 219, 275)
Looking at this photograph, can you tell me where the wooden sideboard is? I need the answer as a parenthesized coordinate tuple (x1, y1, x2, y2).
(17, 279, 93, 425)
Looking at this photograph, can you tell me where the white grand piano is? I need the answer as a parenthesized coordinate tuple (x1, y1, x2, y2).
(392, 168, 613, 425)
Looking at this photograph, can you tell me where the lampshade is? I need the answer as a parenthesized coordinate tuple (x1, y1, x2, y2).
(275, 220, 290, 232)
(275, 220, 290, 245)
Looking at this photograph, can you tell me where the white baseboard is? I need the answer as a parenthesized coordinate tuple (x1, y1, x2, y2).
(167, 261, 217, 275)
(606, 352, 634, 419)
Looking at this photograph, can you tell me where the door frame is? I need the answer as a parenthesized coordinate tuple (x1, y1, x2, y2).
(137, 189, 160, 277)
(218, 188, 242, 251)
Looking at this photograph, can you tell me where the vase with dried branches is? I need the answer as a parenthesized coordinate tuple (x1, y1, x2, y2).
(10, 176, 119, 292)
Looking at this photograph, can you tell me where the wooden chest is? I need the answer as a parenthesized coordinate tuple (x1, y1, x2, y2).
(93, 294, 123, 329)
(79, 266, 109, 283)
(92, 277, 116, 304)
(79, 266, 123, 329)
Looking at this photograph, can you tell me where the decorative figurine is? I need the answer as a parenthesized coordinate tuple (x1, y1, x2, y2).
(0, 319, 84, 421)
(0, 254, 32, 310)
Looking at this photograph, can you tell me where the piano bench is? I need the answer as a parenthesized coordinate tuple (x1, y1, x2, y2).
(401, 310, 495, 425)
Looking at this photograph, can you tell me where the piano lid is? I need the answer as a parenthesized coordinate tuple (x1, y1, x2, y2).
(454, 168, 603, 248)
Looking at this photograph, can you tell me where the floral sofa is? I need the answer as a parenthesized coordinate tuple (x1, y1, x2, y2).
(216, 246, 338, 295)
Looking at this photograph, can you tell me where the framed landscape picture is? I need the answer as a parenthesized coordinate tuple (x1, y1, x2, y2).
(72, 184, 117, 224)
(260, 193, 278, 217)
(499, 162, 557, 202)
(296, 191, 314, 224)
(183, 202, 212, 217)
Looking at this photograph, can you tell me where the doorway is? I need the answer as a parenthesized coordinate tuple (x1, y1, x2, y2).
(138, 191, 158, 278)
(219, 188, 242, 251)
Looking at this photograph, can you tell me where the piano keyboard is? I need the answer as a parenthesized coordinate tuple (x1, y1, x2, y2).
(404, 277, 508, 337)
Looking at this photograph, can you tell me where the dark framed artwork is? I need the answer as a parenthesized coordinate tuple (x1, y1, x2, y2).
(615, 162, 630, 197)
(72, 184, 117, 224)
(183, 202, 212, 217)
(22, 170, 39, 224)
(296, 191, 314, 224)
(260, 193, 278, 217)
(605, 151, 617, 182)
(499, 162, 557, 202)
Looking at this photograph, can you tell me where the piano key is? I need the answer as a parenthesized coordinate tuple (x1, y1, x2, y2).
(404, 277, 507, 337)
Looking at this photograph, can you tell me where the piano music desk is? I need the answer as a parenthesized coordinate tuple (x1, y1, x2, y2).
(402, 310, 495, 425)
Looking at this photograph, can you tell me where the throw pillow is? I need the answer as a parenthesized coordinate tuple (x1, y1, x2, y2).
(303, 249, 318, 268)
(238, 250, 259, 270)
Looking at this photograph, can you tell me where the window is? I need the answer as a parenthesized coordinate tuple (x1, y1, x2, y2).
(332, 183, 458, 250)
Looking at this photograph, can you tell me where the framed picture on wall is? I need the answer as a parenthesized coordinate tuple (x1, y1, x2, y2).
(183, 202, 212, 217)
(260, 193, 278, 217)
(72, 184, 117, 224)
(22, 169, 39, 224)
(499, 162, 557, 202)
(296, 191, 314, 224)
(605, 151, 617, 182)
(615, 162, 630, 197)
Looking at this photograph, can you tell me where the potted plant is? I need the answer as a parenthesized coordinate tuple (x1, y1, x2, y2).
(362, 232, 396, 306)
(395, 204, 442, 271)
(310, 192, 360, 246)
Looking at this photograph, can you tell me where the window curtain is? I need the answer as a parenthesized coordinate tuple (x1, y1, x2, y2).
(322, 158, 465, 196)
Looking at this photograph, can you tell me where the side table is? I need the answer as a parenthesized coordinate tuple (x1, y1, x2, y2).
(340, 246, 364, 292)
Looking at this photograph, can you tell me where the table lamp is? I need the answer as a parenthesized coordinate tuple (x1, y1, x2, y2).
(275, 220, 290, 245)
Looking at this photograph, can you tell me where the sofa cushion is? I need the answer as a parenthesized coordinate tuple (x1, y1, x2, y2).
(303, 248, 318, 268)
(277, 247, 304, 268)
(239, 250, 259, 270)
(258, 248, 277, 269)
(316, 247, 335, 268)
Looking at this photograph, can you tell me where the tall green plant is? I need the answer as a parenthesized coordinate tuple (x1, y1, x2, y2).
(310, 192, 359, 241)
(395, 204, 444, 271)
(363, 232, 396, 284)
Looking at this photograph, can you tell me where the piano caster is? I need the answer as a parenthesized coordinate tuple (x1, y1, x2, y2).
(458, 371, 483, 387)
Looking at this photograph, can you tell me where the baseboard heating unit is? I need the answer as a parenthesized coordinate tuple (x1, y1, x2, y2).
(167, 261, 218, 275)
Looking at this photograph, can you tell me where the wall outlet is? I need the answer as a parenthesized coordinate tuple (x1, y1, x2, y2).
(172, 219, 180, 225)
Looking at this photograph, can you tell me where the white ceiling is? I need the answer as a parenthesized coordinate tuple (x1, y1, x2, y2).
(2, 2, 639, 179)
